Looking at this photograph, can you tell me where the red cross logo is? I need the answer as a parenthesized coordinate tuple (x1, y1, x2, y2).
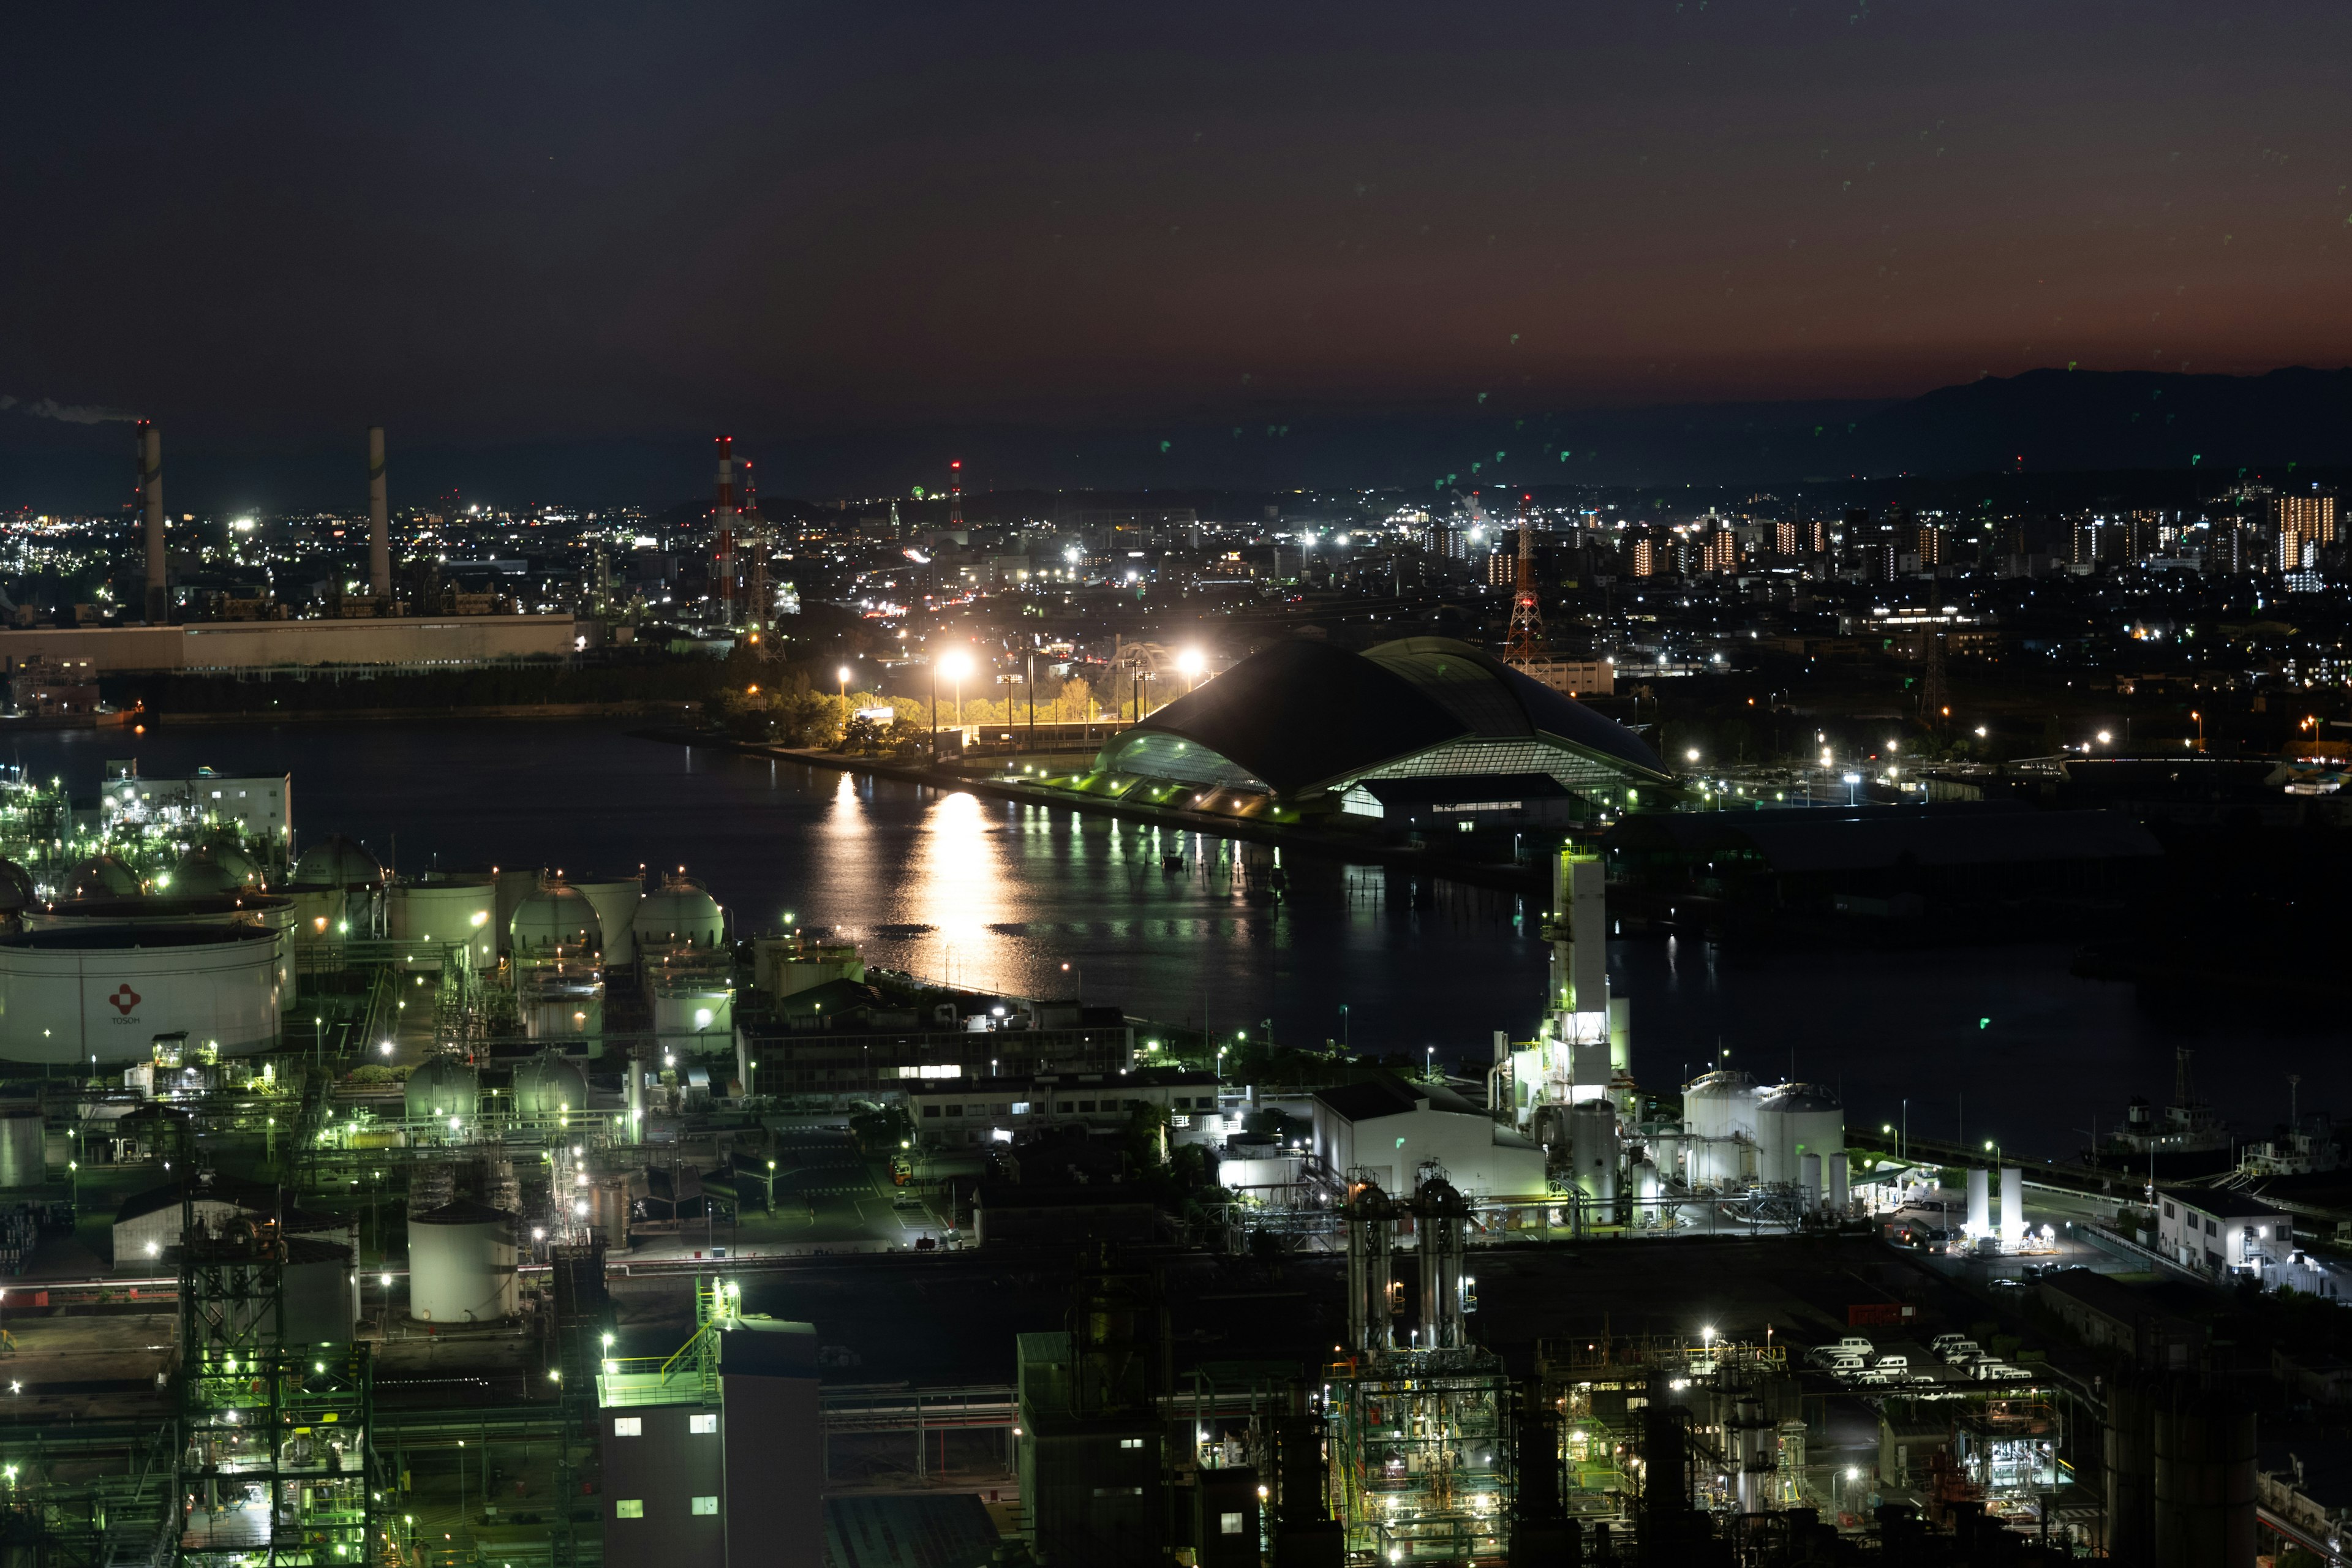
(108, 984, 141, 1016)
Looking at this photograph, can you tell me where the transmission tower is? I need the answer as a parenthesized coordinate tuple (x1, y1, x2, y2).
(1921, 631, 1950, 729)
(1502, 492, 1546, 665)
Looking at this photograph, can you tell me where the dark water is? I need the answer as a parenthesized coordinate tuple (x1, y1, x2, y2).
(15, 720, 2345, 1161)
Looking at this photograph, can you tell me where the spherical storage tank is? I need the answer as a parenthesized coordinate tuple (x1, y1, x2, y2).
(174, 840, 267, 897)
(632, 873, 725, 954)
(513, 1050, 589, 1120)
(66, 853, 140, 900)
(292, 835, 385, 891)
(407, 1198, 518, 1323)
(571, 876, 644, 966)
(405, 1055, 480, 1121)
(510, 881, 601, 956)
(0, 926, 282, 1063)
(1754, 1082, 1844, 1189)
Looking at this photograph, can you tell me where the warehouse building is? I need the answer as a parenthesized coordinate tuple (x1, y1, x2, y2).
(1308, 1074, 1546, 1197)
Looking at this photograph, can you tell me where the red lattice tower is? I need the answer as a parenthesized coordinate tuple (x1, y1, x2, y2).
(1502, 491, 1546, 664)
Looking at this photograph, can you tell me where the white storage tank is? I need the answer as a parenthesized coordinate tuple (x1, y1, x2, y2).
(652, 982, 734, 1049)
(510, 881, 601, 957)
(1567, 1098, 1620, 1206)
(572, 875, 644, 966)
(407, 1198, 517, 1323)
(521, 974, 604, 1042)
(1755, 1082, 1844, 1189)
(1681, 1069, 1758, 1187)
(0, 1112, 42, 1189)
(282, 1236, 359, 1343)
(513, 1050, 589, 1120)
(632, 873, 726, 954)
(389, 873, 497, 970)
(405, 1055, 480, 1121)
(1682, 1070, 1758, 1139)
(0, 926, 283, 1063)
(489, 867, 539, 957)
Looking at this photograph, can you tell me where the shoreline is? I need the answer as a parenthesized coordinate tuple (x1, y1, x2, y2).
(633, 726, 1547, 893)
(148, 700, 705, 726)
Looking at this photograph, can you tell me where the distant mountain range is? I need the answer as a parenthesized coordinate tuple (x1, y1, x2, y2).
(1, 366, 2345, 511)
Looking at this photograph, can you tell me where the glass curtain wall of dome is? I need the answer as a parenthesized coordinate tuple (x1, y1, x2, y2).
(1079, 636, 1670, 825)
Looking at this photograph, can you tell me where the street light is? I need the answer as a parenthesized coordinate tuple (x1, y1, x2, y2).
(1176, 647, 1205, 692)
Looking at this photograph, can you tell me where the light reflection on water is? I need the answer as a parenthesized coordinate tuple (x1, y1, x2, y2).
(7, 720, 2343, 1159)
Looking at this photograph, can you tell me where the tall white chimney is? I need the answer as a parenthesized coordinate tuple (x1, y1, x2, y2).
(138, 421, 166, 623)
(367, 426, 391, 598)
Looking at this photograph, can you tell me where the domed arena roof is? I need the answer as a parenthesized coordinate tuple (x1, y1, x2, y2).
(292, 835, 384, 889)
(1093, 636, 1667, 801)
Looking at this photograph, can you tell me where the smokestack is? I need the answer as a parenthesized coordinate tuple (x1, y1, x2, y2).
(137, 421, 166, 624)
(367, 426, 391, 598)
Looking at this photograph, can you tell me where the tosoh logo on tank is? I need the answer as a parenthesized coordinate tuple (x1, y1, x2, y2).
(107, 984, 141, 1021)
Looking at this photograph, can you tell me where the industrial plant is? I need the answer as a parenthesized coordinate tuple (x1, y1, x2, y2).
(0, 735, 2317, 1568)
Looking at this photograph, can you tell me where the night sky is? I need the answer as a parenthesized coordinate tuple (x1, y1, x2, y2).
(2, 2, 2347, 496)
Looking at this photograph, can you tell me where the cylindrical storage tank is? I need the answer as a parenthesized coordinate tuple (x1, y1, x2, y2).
(588, 1176, 632, 1252)
(652, 983, 734, 1051)
(1967, 1167, 1991, 1236)
(28, 894, 295, 933)
(510, 881, 601, 957)
(2000, 1165, 2026, 1245)
(572, 876, 643, 967)
(2152, 1388, 2256, 1568)
(282, 1237, 358, 1344)
(64, 853, 139, 900)
(490, 868, 538, 957)
(0, 1112, 42, 1188)
(1828, 1151, 1850, 1212)
(1679, 1069, 1754, 1140)
(513, 1050, 589, 1121)
(407, 1198, 518, 1324)
(1567, 1098, 1619, 1207)
(631, 873, 726, 955)
(0, 926, 282, 1062)
(1800, 1151, 1823, 1213)
(1754, 1082, 1843, 1188)
(2105, 1374, 2157, 1566)
(1607, 996, 1632, 1077)
(1634, 1158, 1662, 1210)
(389, 873, 497, 970)
(407, 1163, 454, 1216)
(404, 1055, 480, 1121)
(522, 978, 604, 1043)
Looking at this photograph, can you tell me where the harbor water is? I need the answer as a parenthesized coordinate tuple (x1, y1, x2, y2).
(13, 719, 2343, 1163)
